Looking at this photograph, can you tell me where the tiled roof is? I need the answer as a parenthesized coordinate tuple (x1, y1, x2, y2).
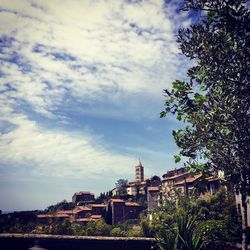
(37, 214, 51, 218)
(163, 172, 189, 181)
(57, 210, 75, 215)
(90, 215, 102, 219)
(148, 186, 160, 192)
(74, 206, 92, 212)
(89, 204, 107, 208)
(110, 198, 125, 203)
(174, 174, 202, 185)
(54, 214, 70, 218)
(125, 202, 141, 207)
(36, 214, 70, 218)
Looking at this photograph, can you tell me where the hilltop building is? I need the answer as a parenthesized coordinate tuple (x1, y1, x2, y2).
(126, 160, 152, 196)
(135, 159, 144, 182)
(108, 199, 142, 225)
(37, 199, 142, 225)
(146, 167, 222, 213)
(72, 191, 95, 203)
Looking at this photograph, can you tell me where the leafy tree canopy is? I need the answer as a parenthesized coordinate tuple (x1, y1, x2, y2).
(161, 0, 250, 193)
(115, 178, 128, 196)
(161, 0, 249, 248)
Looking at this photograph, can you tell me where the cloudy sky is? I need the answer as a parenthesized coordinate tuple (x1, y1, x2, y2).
(0, 0, 193, 211)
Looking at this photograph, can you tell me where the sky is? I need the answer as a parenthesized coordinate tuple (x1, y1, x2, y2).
(0, 0, 194, 211)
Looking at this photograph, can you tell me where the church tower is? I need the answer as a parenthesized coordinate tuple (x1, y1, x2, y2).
(135, 159, 144, 182)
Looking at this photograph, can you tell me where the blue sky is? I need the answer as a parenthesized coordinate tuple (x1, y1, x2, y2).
(0, 0, 193, 211)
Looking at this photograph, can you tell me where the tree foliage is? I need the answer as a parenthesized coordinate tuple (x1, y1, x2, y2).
(115, 178, 128, 196)
(161, 1, 249, 247)
(153, 188, 241, 249)
(161, 0, 250, 191)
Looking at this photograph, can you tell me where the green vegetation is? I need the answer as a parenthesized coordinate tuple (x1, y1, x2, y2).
(0, 213, 144, 237)
(0, 189, 242, 250)
(142, 188, 241, 249)
(46, 200, 75, 213)
(160, 0, 249, 248)
(115, 178, 128, 197)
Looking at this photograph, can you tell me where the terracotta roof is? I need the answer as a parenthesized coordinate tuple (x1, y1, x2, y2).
(57, 210, 75, 215)
(128, 178, 150, 185)
(148, 186, 160, 192)
(110, 198, 125, 203)
(89, 204, 107, 208)
(54, 214, 70, 218)
(163, 172, 189, 181)
(125, 202, 141, 207)
(36, 214, 70, 218)
(37, 214, 51, 218)
(74, 206, 92, 212)
(90, 215, 102, 219)
(174, 174, 202, 185)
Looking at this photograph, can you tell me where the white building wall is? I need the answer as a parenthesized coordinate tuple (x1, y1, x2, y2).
(235, 192, 250, 226)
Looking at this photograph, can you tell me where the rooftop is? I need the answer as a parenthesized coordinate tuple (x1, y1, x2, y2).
(163, 172, 189, 181)
(90, 215, 102, 219)
(110, 198, 125, 203)
(125, 202, 141, 207)
(89, 204, 107, 208)
(148, 186, 160, 192)
(74, 206, 92, 212)
(174, 174, 203, 185)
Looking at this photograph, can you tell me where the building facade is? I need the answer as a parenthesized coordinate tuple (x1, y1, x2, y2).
(72, 191, 95, 203)
(135, 160, 144, 182)
(109, 198, 142, 225)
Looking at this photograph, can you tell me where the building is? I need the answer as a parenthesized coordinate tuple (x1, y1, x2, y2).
(126, 179, 150, 196)
(72, 191, 95, 203)
(88, 204, 107, 215)
(108, 198, 142, 225)
(159, 167, 222, 207)
(36, 204, 105, 224)
(135, 160, 144, 182)
(147, 186, 160, 212)
(235, 193, 250, 227)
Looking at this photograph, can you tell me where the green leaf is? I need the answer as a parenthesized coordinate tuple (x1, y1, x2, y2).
(174, 155, 181, 163)
(200, 85, 207, 91)
(160, 111, 166, 118)
(176, 113, 183, 121)
(194, 93, 206, 102)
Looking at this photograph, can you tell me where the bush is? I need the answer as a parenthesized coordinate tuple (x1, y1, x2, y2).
(110, 227, 122, 237)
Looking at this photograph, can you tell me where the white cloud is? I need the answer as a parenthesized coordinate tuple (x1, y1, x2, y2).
(0, 114, 135, 179)
(0, 0, 191, 120)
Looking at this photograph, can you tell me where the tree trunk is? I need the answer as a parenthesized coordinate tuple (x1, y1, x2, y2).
(241, 187, 248, 250)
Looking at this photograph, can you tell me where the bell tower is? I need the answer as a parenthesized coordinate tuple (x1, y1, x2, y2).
(135, 159, 144, 182)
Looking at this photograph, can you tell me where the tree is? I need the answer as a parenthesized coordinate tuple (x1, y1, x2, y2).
(160, 0, 249, 249)
(154, 188, 241, 249)
(115, 179, 128, 197)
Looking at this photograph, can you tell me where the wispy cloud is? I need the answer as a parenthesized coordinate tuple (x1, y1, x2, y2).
(0, 114, 135, 179)
(0, 0, 191, 120)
